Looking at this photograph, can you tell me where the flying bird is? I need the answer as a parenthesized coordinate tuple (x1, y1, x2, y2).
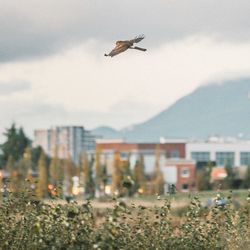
(104, 35, 147, 57)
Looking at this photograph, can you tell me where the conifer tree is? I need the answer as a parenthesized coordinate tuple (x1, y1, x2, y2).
(196, 162, 213, 191)
(5, 155, 15, 177)
(121, 153, 134, 196)
(133, 154, 146, 194)
(224, 161, 235, 189)
(23, 147, 32, 177)
(14, 147, 32, 192)
(1, 123, 30, 166)
(5, 155, 15, 191)
(31, 146, 43, 171)
(64, 156, 75, 196)
(102, 160, 108, 189)
(81, 153, 94, 197)
(152, 145, 165, 195)
(95, 148, 102, 195)
(112, 151, 122, 194)
(36, 150, 48, 199)
(49, 147, 60, 186)
(123, 152, 132, 177)
(243, 164, 250, 188)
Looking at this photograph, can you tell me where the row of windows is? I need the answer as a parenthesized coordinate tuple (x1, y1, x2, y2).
(191, 151, 250, 166)
(191, 152, 210, 161)
(216, 152, 234, 166)
(241, 152, 250, 165)
(118, 151, 180, 159)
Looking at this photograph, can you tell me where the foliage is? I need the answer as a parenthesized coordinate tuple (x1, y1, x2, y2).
(111, 151, 122, 194)
(151, 144, 165, 195)
(0, 190, 250, 249)
(81, 153, 95, 198)
(31, 146, 46, 172)
(243, 165, 250, 189)
(196, 162, 213, 191)
(133, 154, 146, 194)
(94, 148, 102, 195)
(224, 162, 235, 189)
(64, 156, 76, 196)
(36, 151, 48, 199)
(0, 123, 30, 167)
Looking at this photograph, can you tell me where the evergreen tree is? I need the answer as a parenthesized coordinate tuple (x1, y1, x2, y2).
(123, 152, 132, 177)
(5, 155, 15, 176)
(102, 161, 108, 190)
(196, 162, 213, 191)
(23, 147, 32, 177)
(224, 162, 235, 189)
(111, 151, 122, 194)
(133, 154, 146, 194)
(121, 153, 134, 196)
(81, 153, 94, 197)
(1, 123, 30, 166)
(243, 165, 250, 188)
(5, 155, 15, 191)
(49, 147, 60, 186)
(31, 146, 44, 171)
(36, 151, 48, 199)
(152, 145, 165, 195)
(95, 148, 102, 195)
(64, 156, 75, 196)
(14, 159, 27, 193)
(15, 147, 32, 192)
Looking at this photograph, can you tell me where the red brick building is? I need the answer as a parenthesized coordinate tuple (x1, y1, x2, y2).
(96, 139, 186, 159)
(163, 159, 196, 192)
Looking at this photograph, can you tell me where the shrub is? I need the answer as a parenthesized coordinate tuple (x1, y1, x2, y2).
(0, 190, 250, 249)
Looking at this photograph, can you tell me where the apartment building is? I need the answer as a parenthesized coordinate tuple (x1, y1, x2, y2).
(34, 126, 95, 164)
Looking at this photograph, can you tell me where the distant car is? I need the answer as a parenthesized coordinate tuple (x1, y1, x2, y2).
(204, 197, 240, 209)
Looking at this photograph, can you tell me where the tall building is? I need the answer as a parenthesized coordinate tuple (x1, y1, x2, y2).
(34, 126, 96, 164)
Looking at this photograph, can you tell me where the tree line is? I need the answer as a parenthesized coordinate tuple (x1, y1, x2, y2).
(0, 124, 165, 199)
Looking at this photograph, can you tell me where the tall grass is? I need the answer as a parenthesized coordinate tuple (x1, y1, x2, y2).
(0, 189, 250, 249)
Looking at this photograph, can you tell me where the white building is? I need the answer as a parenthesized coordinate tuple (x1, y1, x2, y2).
(34, 126, 96, 164)
(186, 137, 250, 167)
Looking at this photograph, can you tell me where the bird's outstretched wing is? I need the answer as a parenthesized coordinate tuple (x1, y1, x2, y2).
(129, 35, 145, 44)
(105, 44, 129, 57)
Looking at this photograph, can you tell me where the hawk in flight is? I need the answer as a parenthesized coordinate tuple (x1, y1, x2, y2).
(105, 35, 147, 57)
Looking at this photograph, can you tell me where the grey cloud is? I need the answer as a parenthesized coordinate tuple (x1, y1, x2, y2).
(0, 97, 144, 142)
(0, 80, 31, 95)
(0, 97, 159, 141)
(0, 0, 250, 62)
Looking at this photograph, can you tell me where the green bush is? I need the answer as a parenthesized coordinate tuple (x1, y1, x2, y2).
(0, 190, 250, 250)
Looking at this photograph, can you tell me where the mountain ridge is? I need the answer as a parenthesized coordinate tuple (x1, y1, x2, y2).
(92, 78, 250, 141)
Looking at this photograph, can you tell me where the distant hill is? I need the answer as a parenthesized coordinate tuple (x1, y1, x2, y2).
(92, 78, 250, 141)
(91, 126, 121, 139)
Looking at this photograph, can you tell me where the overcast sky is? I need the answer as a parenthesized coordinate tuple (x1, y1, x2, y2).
(0, 0, 250, 140)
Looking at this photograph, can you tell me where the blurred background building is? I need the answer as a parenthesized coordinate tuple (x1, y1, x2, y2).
(34, 126, 96, 164)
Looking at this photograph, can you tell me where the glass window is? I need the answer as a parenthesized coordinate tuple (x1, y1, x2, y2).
(240, 152, 250, 166)
(181, 168, 190, 177)
(120, 152, 129, 159)
(191, 152, 210, 162)
(216, 152, 235, 166)
(182, 184, 189, 190)
(170, 150, 179, 158)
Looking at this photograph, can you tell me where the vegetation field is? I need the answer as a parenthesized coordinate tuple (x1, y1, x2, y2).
(1, 190, 250, 250)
